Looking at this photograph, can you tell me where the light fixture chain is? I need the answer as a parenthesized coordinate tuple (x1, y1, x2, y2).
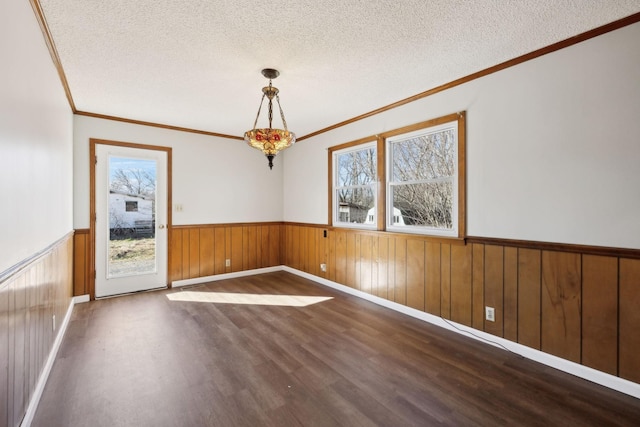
(252, 92, 267, 130)
(267, 89, 274, 128)
(276, 94, 288, 131)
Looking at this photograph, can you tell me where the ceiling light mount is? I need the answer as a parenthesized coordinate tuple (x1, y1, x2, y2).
(261, 68, 279, 79)
(244, 68, 296, 169)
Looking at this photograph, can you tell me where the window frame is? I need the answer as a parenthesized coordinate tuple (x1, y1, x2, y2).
(327, 111, 465, 239)
(386, 120, 460, 237)
(330, 140, 379, 230)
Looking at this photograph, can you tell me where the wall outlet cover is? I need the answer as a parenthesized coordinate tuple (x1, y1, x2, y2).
(485, 306, 495, 322)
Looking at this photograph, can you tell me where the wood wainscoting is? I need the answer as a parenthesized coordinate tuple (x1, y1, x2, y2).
(0, 232, 73, 427)
(72, 229, 91, 296)
(282, 223, 640, 385)
(73, 223, 283, 299)
(169, 223, 283, 282)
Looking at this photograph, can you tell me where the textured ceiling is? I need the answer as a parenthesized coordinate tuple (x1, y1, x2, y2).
(39, 0, 640, 138)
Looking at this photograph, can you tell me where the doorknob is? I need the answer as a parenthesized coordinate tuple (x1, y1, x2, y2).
(159, 224, 165, 229)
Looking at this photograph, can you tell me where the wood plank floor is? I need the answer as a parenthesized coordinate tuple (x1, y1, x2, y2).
(33, 271, 640, 426)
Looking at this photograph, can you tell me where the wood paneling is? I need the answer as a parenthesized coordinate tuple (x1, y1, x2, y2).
(376, 236, 389, 299)
(300, 225, 308, 271)
(260, 225, 269, 268)
(360, 235, 373, 294)
(231, 227, 243, 272)
(394, 236, 407, 306)
(582, 255, 617, 375)
(290, 226, 300, 271)
(280, 224, 640, 385)
(225, 228, 232, 272)
(214, 227, 226, 275)
(199, 228, 214, 277)
(0, 233, 73, 427)
(471, 244, 485, 330)
(72, 230, 90, 296)
(517, 248, 541, 350)
(311, 227, 320, 276)
(425, 242, 441, 315)
(387, 237, 396, 302)
(181, 229, 191, 278)
(541, 251, 581, 363)
(620, 258, 640, 383)
(167, 223, 284, 282)
(334, 230, 346, 285)
(503, 247, 518, 342)
(346, 232, 357, 289)
(484, 245, 504, 337)
(269, 225, 281, 268)
(189, 228, 200, 278)
(440, 244, 451, 319)
(406, 239, 425, 311)
(450, 244, 472, 326)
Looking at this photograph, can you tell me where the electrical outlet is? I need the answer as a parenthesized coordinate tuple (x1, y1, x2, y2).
(485, 306, 495, 322)
(320, 263, 327, 272)
(225, 259, 231, 267)
(175, 204, 183, 212)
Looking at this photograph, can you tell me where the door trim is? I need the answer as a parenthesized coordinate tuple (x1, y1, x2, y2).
(89, 138, 173, 300)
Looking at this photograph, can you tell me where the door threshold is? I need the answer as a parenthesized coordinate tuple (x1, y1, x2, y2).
(95, 285, 168, 300)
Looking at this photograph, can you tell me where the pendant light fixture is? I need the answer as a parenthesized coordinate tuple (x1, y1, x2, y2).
(244, 68, 296, 169)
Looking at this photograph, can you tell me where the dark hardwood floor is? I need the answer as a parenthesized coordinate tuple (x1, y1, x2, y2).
(33, 271, 640, 426)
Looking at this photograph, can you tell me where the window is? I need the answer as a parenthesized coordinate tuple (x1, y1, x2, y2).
(329, 112, 465, 238)
(125, 201, 138, 212)
(332, 141, 377, 228)
(387, 120, 459, 236)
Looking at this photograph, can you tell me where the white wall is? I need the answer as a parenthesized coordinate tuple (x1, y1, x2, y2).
(73, 116, 284, 229)
(283, 22, 640, 250)
(0, 0, 74, 273)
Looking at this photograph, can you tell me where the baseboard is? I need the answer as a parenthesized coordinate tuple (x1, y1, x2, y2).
(171, 266, 283, 288)
(283, 267, 640, 400)
(73, 295, 90, 304)
(21, 297, 76, 427)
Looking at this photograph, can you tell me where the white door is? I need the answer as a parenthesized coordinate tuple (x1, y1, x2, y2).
(95, 144, 168, 298)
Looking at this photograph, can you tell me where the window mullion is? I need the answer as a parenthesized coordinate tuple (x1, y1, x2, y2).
(376, 136, 385, 231)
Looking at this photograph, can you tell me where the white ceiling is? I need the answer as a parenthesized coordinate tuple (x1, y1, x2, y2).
(39, 1, 640, 139)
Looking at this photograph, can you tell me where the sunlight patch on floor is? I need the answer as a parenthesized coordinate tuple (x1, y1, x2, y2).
(166, 291, 333, 307)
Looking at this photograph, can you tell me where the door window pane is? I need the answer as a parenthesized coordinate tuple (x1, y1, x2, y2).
(108, 156, 157, 277)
